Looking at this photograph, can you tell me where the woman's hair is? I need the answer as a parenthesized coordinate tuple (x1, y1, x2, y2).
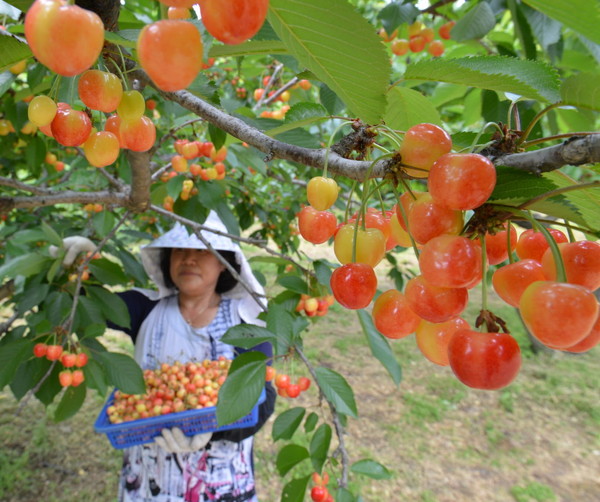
(159, 248, 241, 294)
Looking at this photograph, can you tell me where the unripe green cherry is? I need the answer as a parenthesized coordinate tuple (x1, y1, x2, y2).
(117, 90, 145, 122)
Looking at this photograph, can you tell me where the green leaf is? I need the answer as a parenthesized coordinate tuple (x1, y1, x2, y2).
(266, 102, 329, 137)
(315, 367, 357, 418)
(209, 40, 288, 58)
(351, 459, 392, 480)
(92, 210, 117, 238)
(95, 352, 145, 394)
(25, 136, 46, 170)
(276, 444, 309, 476)
(268, 0, 390, 124)
(216, 351, 266, 426)
(17, 283, 49, 314)
(103, 30, 137, 49)
(384, 87, 442, 131)
(0, 338, 31, 389)
(83, 359, 108, 396)
(560, 73, 600, 112)
(272, 407, 306, 441)
(276, 274, 309, 294)
(451, 2, 496, 42)
(281, 475, 311, 502)
(10, 358, 48, 400)
(221, 323, 281, 349)
(377, 2, 419, 34)
(309, 423, 332, 473)
(265, 302, 296, 341)
(88, 258, 129, 286)
(522, 0, 600, 45)
(507, 0, 537, 60)
(404, 56, 561, 103)
(357, 310, 402, 385)
(208, 123, 227, 150)
(54, 385, 86, 422)
(490, 166, 600, 232)
(0, 31, 32, 72)
(304, 411, 318, 433)
(85, 286, 130, 329)
(40, 221, 63, 247)
(0, 253, 50, 280)
(2, 0, 32, 13)
(313, 259, 333, 287)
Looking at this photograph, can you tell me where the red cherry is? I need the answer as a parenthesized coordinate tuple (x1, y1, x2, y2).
(404, 275, 468, 323)
(75, 352, 89, 368)
(50, 107, 92, 147)
(297, 206, 337, 245)
(416, 318, 469, 366)
(59, 370, 73, 387)
(297, 376, 311, 391)
(71, 369, 85, 387)
(330, 263, 377, 310)
(286, 383, 301, 398)
(448, 329, 522, 390)
(61, 352, 77, 368)
(541, 240, 600, 291)
(311, 486, 328, 502)
(564, 314, 600, 353)
(33, 343, 48, 358)
(492, 259, 546, 307)
(371, 289, 421, 339)
(399, 123, 452, 178)
(198, 0, 269, 45)
(515, 228, 568, 262)
(46, 344, 63, 361)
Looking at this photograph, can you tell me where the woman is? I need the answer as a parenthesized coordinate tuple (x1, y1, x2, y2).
(109, 211, 276, 502)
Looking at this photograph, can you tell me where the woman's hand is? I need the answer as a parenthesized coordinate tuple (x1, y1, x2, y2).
(154, 427, 212, 453)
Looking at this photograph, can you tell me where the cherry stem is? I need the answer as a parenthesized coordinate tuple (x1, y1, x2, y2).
(506, 221, 515, 264)
(516, 102, 563, 147)
(517, 181, 600, 210)
(563, 219, 576, 243)
(479, 234, 489, 327)
(344, 180, 358, 224)
(468, 121, 504, 154)
(523, 211, 567, 283)
(391, 182, 420, 258)
(378, 125, 403, 150)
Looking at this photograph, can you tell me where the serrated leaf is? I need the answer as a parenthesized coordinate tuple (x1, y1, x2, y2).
(268, 0, 390, 124)
(92, 210, 117, 238)
(276, 444, 309, 476)
(88, 258, 128, 285)
(357, 310, 402, 385)
(309, 423, 332, 473)
(276, 274, 309, 294)
(377, 2, 419, 34)
(315, 367, 357, 418)
(83, 359, 108, 396)
(266, 103, 328, 137)
(17, 283, 49, 314)
(54, 385, 86, 422)
(40, 221, 63, 247)
(272, 407, 306, 441)
(404, 56, 561, 103)
(560, 73, 600, 112)
(384, 87, 442, 131)
(451, 2, 496, 41)
(351, 459, 392, 480)
(522, 0, 600, 45)
(216, 351, 266, 426)
(95, 352, 145, 394)
(209, 40, 287, 58)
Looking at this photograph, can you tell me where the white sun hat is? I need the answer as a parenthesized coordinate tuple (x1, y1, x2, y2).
(139, 211, 266, 325)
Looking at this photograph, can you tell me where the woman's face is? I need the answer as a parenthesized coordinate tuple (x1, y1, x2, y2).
(169, 248, 225, 297)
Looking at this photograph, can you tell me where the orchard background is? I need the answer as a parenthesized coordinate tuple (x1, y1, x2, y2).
(1, 0, 599, 501)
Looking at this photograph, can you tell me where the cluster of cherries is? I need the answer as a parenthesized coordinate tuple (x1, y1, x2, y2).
(380, 20, 455, 58)
(33, 343, 88, 387)
(295, 294, 335, 317)
(254, 76, 313, 120)
(298, 122, 600, 391)
(310, 471, 333, 502)
(266, 366, 311, 399)
(107, 358, 231, 424)
(161, 139, 229, 211)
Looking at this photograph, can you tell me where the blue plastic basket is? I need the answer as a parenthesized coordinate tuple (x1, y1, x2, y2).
(94, 388, 266, 450)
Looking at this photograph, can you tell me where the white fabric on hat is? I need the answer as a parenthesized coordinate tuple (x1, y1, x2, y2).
(138, 211, 266, 326)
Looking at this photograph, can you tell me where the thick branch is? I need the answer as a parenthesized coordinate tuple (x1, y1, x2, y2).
(127, 149, 154, 211)
(0, 190, 128, 211)
(493, 134, 600, 174)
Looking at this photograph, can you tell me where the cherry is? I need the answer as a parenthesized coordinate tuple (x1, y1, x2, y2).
(481, 223, 517, 265)
(428, 153, 496, 210)
(50, 107, 92, 147)
(265, 366, 276, 382)
(71, 369, 85, 387)
(515, 227, 568, 262)
(59, 370, 73, 387)
(418, 235, 482, 289)
(84, 131, 120, 167)
(25, 0, 105, 77)
(104, 114, 125, 147)
(117, 90, 146, 123)
(439, 21, 455, 40)
(519, 281, 599, 348)
(408, 35, 426, 53)
(492, 259, 546, 307)
(275, 373, 290, 389)
(563, 313, 600, 353)
(33, 342, 48, 358)
(448, 329, 522, 390)
(311, 486, 328, 502)
(427, 40, 445, 57)
(330, 263, 377, 310)
(119, 116, 156, 152)
(406, 192, 464, 245)
(61, 352, 77, 368)
(46, 344, 63, 361)
(416, 317, 469, 366)
(333, 224, 386, 268)
(297, 376, 311, 391)
(75, 352, 89, 368)
(78, 70, 124, 113)
(209, 145, 228, 162)
(372, 289, 421, 339)
(28, 95, 57, 127)
(399, 123, 452, 178)
(541, 240, 600, 291)
(297, 206, 337, 245)
(167, 6, 191, 19)
(391, 39, 409, 56)
(138, 20, 204, 92)
(198, 0, 269, 45)
(307, 176, 338, 211)
(405, 275, 468, 323)
(286, 383, 301, 398)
